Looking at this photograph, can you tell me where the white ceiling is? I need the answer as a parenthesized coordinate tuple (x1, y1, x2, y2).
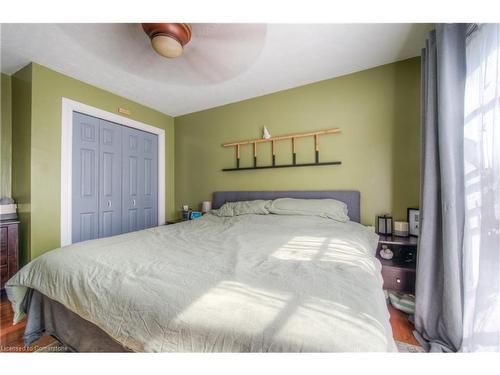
(0, 23, 432, 117)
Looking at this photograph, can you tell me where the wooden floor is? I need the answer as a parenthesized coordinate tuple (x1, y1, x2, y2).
(1, 294, 420, 352)
(387, 304, 421, 346)
(0, 294, 55, 352)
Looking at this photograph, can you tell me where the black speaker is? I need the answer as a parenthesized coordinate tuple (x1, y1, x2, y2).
(403, 249, 416, 264)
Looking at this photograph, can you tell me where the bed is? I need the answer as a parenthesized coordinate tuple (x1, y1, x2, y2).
(6, 190, 396, 352)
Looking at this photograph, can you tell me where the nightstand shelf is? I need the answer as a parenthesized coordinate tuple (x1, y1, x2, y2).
(378, 257, 415, 270)
(376, 235, 417, 294)
(378, 235, 418, 246)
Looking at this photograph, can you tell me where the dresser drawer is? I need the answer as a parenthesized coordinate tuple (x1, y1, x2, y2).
(1, 227, 7, 266)
(381, 266, 415, 293)
(0, 221, 19, 291)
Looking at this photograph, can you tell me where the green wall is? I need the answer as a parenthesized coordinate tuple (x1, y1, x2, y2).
(1, 73, 12, 197)
(11, 65, 33, 265)
(175, 58, 421, 225)
(11, 63, 175, 263)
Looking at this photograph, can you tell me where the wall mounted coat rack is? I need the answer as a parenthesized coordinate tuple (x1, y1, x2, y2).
(222, 128, 342, 171)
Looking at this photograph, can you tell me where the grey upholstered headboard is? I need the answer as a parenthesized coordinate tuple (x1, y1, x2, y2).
(212, 190, 361, 223)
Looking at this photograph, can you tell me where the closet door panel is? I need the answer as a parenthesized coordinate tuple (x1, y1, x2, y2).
(99, 120, 123, 238)
(122, 127, 143, 233)
(142, 132, 158, 228)
(72, 112, 99, 243)
(122, 127, 158, 232)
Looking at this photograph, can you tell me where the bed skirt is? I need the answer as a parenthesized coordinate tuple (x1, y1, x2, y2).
(23, 289, 130, 352)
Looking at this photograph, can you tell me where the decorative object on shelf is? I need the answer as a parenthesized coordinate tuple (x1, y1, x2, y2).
(379, 245, 394, 260)
(222, 128, 341, 171)
(394, 221, 409, 237)
(377, 214, 393, 235)
(0, 197, 17, 221)
(201, 201, 212, 214)
(142, 23, 192, 58)
(407, 208, 420, 237)
(190, 211, 203, 219)
(262, 126, 271, 139)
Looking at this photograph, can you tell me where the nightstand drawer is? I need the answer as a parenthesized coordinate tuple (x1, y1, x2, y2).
(381, 266, 415, 293)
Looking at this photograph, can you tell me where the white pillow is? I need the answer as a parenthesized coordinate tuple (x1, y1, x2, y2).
(212, 200, 271, 217)
(268, 198, 349, 222)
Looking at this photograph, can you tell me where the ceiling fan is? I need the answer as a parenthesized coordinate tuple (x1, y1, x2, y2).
(142, 23, 192, 58)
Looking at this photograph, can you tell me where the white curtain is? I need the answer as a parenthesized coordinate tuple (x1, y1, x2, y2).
(462, 24, 500, 352)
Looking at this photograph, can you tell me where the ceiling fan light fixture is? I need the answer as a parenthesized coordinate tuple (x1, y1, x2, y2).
(142, 23, 192, 59)
(151, 34, 183, 58)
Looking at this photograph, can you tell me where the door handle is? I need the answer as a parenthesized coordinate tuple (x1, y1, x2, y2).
(133, 199, 136, 206)
(107, 200, 112, 207)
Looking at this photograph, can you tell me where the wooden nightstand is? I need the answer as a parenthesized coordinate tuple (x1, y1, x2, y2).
(165, 219, 184, 225)
(376, 235, 417, 294)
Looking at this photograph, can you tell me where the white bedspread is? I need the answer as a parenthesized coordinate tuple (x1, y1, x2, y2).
(6, 214, 396, 352)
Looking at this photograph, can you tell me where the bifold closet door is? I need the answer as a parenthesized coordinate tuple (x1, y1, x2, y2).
(121, 127, 159, 232)
(73, 112, 158, 244)
(72, 112, 100, 243)
(98, 120, 123, 238)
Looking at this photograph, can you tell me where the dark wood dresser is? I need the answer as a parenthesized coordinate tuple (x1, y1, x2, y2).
(1, 220, 20, 294)
(376, 235, 417, 294)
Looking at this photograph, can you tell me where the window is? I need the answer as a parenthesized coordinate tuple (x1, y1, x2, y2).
(462, 24, 500, 352)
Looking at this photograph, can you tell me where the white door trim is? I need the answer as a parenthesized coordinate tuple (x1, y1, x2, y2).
(60, 97, 166, 247)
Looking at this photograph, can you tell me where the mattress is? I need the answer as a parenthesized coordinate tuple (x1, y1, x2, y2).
(6, 213, 396, 352)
